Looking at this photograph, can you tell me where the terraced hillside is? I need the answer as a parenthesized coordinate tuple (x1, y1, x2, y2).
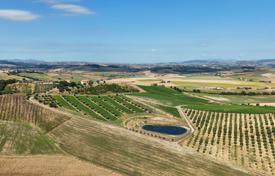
(50, 94, 152, 121)
(181, 108, 275, 175)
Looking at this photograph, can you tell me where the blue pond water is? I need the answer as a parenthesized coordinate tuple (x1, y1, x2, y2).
(142, 125, 187, 135)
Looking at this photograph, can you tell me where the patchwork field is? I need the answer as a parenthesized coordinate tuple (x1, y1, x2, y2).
(1, 80, 275, 175)
(132, 86, 275, 113)
(108, 71, 275, 93)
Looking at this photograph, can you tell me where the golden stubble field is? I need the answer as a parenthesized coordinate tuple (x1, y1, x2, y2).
(0, 155, 121, 176)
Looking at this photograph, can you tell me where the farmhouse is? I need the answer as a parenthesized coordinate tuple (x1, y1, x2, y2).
(80, 80, 90, 86)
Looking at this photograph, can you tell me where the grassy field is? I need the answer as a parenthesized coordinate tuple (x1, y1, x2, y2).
(18, 72, 51, 81)
(156, 105, 181, 118)
(0, 72, 22, 80)
(50, 117, 250, 176)
(192, 92, 275, 104)
(132, 85, 275, 113)
(0, 121, 59, 154)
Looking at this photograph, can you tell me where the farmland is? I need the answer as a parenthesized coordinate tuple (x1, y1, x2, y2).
(0, 121, 59, 154)
(0, 95, 70, 132)
(0, 95, 70, 155)
(50, 117, 249, 176)
(132, 85, 275, 113)
(1, 67, 275, 175)
(181, 108, 275, 175)
(0, 155, 121, 176)
(3, 1, 275, 174)
(50, 94, 152, 121)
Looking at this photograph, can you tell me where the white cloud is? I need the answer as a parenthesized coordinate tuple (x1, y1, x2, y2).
(51, 4, 94, 15)
(0, 9, 40, 21)
(38, 0, 81, 4)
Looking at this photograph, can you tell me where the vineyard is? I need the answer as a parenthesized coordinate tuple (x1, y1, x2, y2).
(48, 94, 152, 121)
(0, 95, 67, 155)
(0, 95, 70, 132)
(181, 108, 275, 175)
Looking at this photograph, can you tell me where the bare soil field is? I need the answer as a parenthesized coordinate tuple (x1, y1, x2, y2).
(257, 103, 275, 107)
(203, 95, 230, 102)
(0, 155, 121, 176)
(50, 116, 252, 176)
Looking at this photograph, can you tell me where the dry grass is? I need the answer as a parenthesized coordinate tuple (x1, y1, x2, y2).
(0, 155, 121, 176)
(50, 117, 252, 176)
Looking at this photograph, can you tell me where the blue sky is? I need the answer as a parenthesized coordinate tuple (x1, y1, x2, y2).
(0, 0, 275, 63)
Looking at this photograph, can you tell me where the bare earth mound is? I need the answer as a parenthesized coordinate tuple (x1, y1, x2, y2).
(0, 155, 121, 176)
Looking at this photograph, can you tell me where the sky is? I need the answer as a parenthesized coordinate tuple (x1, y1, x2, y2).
(0, 0, 275, 63)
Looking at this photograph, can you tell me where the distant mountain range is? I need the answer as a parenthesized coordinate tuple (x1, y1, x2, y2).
(179, 59, 275, 67)
(0, 59, 274, 74)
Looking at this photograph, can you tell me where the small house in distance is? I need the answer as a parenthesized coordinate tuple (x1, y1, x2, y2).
(80, 80, 90, 86)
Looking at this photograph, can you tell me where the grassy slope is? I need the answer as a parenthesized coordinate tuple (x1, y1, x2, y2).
(50, 117, 249, 176)
(132, 85, 275, 113)
(192, 92, 275, 104)
(156, 105, 181, 118)
(18, 72, 51, 81)
(0, 121, 59, 154)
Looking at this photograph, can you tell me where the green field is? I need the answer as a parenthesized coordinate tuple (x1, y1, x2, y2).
(52, 95, 151, 121)
(18, 72, 51, 81)
(0, 121, 59, 154)
(132, 85, 275, 113)
(156, 105, 180, 118)
(192, 92, 275, 104)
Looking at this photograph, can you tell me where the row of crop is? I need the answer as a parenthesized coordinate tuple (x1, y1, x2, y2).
(63, 95, 106, 121)
(51, 95, 74, 109)
(119, 95, 152, 113)
(51, 95, 151, 121)
(76, 96, 117, 120)
(100, 96, 133, 113)
(89, 96, 122, 116)
(110, 96, 146, 113)
(0, 95, 39, 123)
(0, 95, 69, 132)
(183, 108, 275, 175)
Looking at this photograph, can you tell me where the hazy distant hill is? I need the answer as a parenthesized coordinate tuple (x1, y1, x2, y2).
(0, 58, 274, 72)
